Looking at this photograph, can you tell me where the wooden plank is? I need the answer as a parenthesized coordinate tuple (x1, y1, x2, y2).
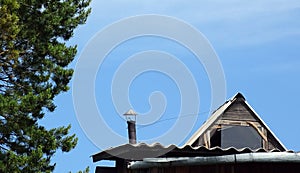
(247, 121, 268, 142)
(203, 132, 209, 148)
(207, 130, 211, 148)
(262, 127, 268, 149)
(217, 120, 250, 126)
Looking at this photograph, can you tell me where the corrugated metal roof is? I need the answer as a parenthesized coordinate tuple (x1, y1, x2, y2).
(92, 142, 291, 162)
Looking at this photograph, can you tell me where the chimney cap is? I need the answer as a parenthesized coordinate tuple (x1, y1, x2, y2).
(123, 109, 137, 122)
(123, 109, 137, 116)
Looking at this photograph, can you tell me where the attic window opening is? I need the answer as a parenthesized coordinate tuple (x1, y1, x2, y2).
(210, 125, 263, 149)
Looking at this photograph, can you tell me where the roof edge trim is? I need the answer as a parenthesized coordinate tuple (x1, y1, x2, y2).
(129, 152, 300, 169)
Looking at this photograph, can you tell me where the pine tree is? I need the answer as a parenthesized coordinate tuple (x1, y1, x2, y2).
(0, 0, 91, 172)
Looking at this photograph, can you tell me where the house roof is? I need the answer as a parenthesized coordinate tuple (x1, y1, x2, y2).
(92, 142, 290, 162)
(185, 92, 287, 151)
(92, 93, 289, 163)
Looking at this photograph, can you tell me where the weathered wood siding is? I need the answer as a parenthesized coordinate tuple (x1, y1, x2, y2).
(222, 100, 259, 122)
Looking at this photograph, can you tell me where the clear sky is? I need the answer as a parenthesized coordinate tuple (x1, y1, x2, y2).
(40, 1, 300, 172)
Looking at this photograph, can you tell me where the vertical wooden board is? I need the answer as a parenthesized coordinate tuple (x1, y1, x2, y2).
(222, 101, 259, 122)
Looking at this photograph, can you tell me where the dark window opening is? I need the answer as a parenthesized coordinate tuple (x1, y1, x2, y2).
(210, 129, 221, 147)
(210, 125, 262, 149)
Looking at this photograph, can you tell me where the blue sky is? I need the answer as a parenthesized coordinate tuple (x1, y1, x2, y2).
(40, 1, 300, 172)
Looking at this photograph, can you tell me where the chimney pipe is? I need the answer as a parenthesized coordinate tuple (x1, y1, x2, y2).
(123, 109, 137, 144)
(127, 121, 136, 144)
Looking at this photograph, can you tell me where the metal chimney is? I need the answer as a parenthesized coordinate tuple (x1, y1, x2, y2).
(123, 109, 137, 144)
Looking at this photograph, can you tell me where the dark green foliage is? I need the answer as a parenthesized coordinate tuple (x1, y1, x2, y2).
(0, 0, 91, 172)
